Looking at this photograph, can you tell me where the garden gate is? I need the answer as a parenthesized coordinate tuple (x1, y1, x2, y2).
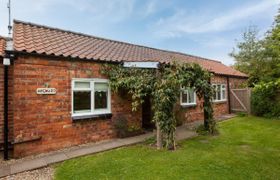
(230, 88, 252, 114)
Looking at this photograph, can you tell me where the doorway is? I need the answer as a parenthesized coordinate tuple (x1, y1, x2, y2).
(142, 95, 154, 130)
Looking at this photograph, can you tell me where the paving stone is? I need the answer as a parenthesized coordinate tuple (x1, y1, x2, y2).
(65, 144, 104, 159)
(44, 153, 68, 165)
(0, 166, 11, 178)
(99, 141, 124, 150)
(10, 158, 47, 174)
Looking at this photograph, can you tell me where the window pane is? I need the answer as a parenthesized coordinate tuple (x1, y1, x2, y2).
(182, 91, 188, 103)
(94, 91, 108, 109)
(217, 85, 221, 100)
(222, 89, 226, 100)
(95, 82, 108, 91)
(212, 85, 217, 100)
(75, 81, 90, 89)
(94, 83, 108, 109)
(188, 88, 195, 103)
(73, 91, 91, 113)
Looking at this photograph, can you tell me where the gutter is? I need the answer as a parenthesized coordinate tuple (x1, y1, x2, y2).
(3, 39, 13, 160)
(3, 61, 9, 160)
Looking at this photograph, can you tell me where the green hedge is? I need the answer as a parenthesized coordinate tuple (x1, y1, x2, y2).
(251, 79, 280, 118)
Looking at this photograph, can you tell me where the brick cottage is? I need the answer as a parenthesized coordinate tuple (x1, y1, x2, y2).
(0, 20, 247, 158)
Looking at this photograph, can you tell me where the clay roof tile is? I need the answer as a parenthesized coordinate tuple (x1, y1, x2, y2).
(12, 20, 247, 77)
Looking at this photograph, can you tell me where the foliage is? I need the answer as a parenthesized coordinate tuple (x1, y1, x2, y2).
(236, 112, 248, 117)
(114, 115, 143, 138)
(100, 64, 156, 111)
(196, 124, 209, 135)
(251, 78, 280, 118)
(55, 116, 280, 180)
(101, 62, 215, 150)
(231, 9, 280, 118)
(231, 9, 280, 86)
(229, 26, 265, 86)
(262, 9, 280, 83)
(143, 136, 156, 146)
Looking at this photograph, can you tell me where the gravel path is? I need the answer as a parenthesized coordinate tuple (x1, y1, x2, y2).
(0, 167, 54, 180)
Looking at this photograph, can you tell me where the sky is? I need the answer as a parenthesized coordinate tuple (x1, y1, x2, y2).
(0, 0, 279, 65)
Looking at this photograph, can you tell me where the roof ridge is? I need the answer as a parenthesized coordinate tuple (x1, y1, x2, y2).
(13, 19, 221, 63)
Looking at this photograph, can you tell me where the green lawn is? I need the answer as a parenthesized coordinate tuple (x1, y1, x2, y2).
(55, 116, 280, 180)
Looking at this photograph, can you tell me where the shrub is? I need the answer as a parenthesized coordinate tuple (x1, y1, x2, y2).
(143, 136, 156, 146)
(251, 79, 280, 118)
(196, 124, 219, 136)
(114, 116, 143, 138)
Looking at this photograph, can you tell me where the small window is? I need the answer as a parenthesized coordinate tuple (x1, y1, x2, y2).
(72, 79, 111, 116)
(180, 87, 196, 106)
(213, 84, 227, 102)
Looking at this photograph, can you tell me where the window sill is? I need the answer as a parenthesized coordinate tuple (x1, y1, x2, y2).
(181, 104, 197, 108)
(213, 100, 227, 104)
(72, 113, 112, 121)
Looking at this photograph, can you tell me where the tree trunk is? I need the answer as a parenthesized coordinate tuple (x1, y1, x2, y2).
(156, 122, 162, 149)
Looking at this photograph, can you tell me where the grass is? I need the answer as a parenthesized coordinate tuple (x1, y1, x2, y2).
(54, 116, 280, 180)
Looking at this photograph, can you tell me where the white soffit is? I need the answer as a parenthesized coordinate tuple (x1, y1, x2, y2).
(123, 62, 159, 69)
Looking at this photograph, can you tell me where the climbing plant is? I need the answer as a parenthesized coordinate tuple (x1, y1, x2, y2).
(100, 62, 215, 150)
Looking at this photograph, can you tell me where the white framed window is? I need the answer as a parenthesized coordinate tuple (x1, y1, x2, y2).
(180, 87, 196, 106)
(212, 84, 227, 102)
(72, 78, 111, 117)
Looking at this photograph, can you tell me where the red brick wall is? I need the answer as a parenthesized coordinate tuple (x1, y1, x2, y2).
(10, 55, 247, 158)
(12, 56, 142, 158)
(175, 75, 247, 124)
(229, 77, 247, 89)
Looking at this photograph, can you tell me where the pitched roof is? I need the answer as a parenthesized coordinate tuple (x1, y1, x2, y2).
(13, 20, 247, 77)
(0, 36, 6, 57)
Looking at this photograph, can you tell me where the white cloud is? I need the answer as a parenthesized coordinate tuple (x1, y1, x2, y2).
(154, 0, 280, 37)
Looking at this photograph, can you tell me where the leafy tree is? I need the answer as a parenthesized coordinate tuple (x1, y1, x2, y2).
(231, 8, 280, 85)
(230, 26, 265, 86)
(250, 9, 280, 118)
(262, 9, 280, 82)
(101, 62, 215, 150)
(232, 8, 280, 118)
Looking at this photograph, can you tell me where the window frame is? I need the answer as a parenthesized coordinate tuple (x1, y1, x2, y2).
(180, 87, 197, 106)
(71, 78, 111, 117)
(212, 83, 227, 102)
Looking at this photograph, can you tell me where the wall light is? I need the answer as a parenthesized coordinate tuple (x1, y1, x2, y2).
(3, 58, 10, 66)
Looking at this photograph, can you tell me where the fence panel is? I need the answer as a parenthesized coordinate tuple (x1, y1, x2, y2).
(230, 88, 251, 114)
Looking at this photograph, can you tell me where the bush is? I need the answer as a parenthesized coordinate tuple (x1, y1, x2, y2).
(114, 116, 144, 138)
(196, 124, 219, 136)
(196, 124, 209, 135)
(143, 136, 156, 146)
(251, 79, 280, 118)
